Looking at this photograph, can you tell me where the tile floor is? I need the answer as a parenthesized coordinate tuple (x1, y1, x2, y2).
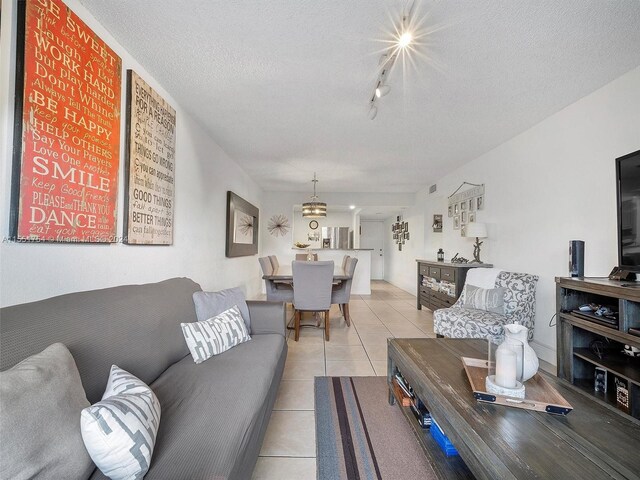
(251, 280, 555, 479)
(252, 280, 434, 480)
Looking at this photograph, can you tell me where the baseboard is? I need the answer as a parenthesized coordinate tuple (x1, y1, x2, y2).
(530, 340, 556, 366)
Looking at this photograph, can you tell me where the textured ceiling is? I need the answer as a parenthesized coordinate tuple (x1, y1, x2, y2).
(80, 0, 640, 193)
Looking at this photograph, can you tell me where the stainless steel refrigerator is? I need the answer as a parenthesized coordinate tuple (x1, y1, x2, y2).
(321, 227, 351, 249)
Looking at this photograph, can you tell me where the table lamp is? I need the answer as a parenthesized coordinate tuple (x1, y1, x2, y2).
(465, 222, 488, 263)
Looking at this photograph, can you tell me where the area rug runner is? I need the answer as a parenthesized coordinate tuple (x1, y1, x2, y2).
(315, 376, 437, 480)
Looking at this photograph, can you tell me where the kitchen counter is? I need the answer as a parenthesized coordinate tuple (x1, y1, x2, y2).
(293, 248, 374, 251)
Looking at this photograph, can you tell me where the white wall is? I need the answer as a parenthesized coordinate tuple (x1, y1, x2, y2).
(0, 0, 264, 306)
(386, 66, 640, 364)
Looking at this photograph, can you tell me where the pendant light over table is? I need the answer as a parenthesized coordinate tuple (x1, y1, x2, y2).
(302, 173, 327, 218)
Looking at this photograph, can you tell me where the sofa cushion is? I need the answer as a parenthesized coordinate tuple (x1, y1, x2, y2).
(181, 305, 251, 363)
(461, 284, 506, 314)
(81, 366, 161, 480)
(90, 334, 286, 480)
(193, 287, 251, 331)
(0, 343, 94, 480)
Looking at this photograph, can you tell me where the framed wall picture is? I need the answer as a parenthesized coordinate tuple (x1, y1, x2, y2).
(226, 191, 259, 257)
(124, 70, 176, 245)
(433, 214, 443, 232)
(10, 0, 122, 242)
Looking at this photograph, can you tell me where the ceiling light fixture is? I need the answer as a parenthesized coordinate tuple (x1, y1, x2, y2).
(302, 173, 327, 218)
(375, 85, 391, 98)
(367, 0, 416, 120)
(398, 31, 413, 49)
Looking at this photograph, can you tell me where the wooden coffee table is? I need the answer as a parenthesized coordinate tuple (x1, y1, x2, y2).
(387, 338, 640, 480)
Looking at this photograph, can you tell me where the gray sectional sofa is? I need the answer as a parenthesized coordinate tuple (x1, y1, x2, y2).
(0, 277, 287, 480)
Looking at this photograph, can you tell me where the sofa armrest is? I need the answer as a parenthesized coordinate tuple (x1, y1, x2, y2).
(247, 301, 286, 337)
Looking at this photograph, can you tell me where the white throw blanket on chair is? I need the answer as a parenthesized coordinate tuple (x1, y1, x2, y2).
(465, 268, 503, 289)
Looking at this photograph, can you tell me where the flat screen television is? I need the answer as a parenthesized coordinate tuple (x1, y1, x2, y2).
(617, 149, 640, 273)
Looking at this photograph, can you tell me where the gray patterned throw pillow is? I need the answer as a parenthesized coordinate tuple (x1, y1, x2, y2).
(462, 284, 506, 314)
(181, 305, 251, 363)
(81, 366, 161, 480)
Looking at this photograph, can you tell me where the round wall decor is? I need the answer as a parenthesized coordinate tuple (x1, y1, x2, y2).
(309, 220, 319, 230)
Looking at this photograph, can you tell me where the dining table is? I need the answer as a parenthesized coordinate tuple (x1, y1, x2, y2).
(261, 264, 350, 282)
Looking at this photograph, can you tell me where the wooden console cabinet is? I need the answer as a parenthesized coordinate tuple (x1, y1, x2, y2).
(416, 260, 492, 311)
(556, 277, 640, 420)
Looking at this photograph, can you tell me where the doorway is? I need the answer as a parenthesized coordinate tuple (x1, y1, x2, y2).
(360, 220, 385, 280)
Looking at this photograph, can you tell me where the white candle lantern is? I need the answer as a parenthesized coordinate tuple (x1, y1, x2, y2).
(486, 339, 526, 398)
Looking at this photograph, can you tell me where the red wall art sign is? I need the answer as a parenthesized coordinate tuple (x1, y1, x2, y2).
(11, 0, 122, 242)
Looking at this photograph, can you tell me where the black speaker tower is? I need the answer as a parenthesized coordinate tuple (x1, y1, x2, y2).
(569, 240, 585, 277)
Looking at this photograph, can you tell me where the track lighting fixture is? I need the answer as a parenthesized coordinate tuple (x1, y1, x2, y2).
(398, 31, 413, 49)
(367, 105, 378, 120)
(367, 0, 416, 120)
(375, 85, 391, 98)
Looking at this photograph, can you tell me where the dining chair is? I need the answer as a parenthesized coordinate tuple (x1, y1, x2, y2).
(341, 255, 350, 271)
(331, 257, 358, 327)
(337, 255, 350, 284)
(292, 260, 334, 341)
(268, 255, 291, 286)
(295, 253, 318, 261)
(259, 257, 294, 303)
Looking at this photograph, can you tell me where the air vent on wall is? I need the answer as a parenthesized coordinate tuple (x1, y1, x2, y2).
(429, 184, 437, 194)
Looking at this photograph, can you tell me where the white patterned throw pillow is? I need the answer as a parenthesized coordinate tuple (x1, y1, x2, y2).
(81, 366, 161, 480)
(461, 284, 506, 314)
(181, 305, 251, 363)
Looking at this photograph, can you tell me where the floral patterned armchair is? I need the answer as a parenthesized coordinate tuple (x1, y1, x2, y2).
(433, 271, 539, 343)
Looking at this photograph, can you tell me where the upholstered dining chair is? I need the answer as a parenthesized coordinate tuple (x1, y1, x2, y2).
(341, 255, 350, 271)
(259, 257, 294, 304)
(267, 255, 291, 286)
(331, 257, 358, 327)
(292, 260, 334, 341)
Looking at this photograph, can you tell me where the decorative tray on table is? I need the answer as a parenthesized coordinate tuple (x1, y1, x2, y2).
(461, 357, 573, 415)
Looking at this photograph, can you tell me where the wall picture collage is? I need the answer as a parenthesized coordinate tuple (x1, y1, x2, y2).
(392, 215, 409, 251)
(10, 0, 176, 245)
(447, 184, 484, 236)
